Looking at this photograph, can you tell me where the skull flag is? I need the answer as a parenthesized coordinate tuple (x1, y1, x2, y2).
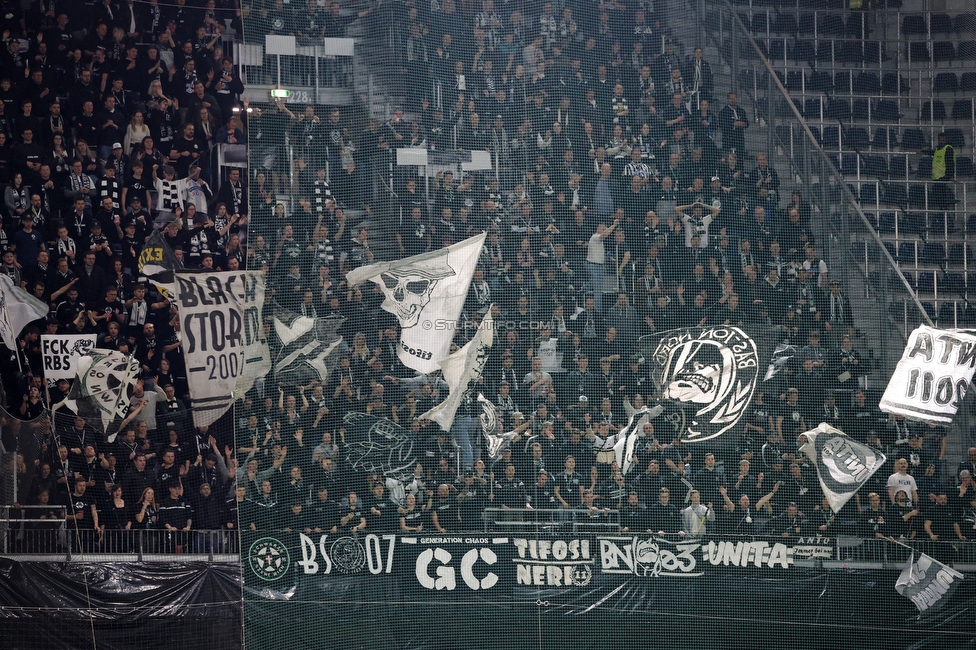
(346, 232, 486, 374)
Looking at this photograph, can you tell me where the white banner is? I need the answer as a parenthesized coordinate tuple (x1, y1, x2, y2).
(421, 308, 494, 431)
(797, 422, 887, 513)
(537, 337, 565, 373)
(879, 325, 976, 424)
(175, 271, 250, 428)
(41, 334, 96, 380)
(238, 271, 270, 397)
(0, 274, 49, 351)
(346, 232, 485, 374)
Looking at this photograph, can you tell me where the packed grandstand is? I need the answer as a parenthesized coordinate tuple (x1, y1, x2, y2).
(0, 0, 975, 647)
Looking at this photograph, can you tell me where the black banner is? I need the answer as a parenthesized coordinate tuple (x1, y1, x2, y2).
(0, 559, 241, 650)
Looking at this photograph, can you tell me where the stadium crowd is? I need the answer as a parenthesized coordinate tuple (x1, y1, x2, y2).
(3, 0, 976, 553)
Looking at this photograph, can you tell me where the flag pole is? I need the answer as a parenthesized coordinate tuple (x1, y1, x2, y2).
(884, 535, 917, 551)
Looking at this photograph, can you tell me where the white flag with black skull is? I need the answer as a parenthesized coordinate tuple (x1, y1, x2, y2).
(421, 308, 494, 431)
(797, 422, 887, 513)
(346, 232, 486, 374)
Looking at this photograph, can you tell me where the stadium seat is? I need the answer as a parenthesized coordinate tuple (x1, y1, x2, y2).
(945, 272, 966, 292)
(920, 101, 946, 121)
(921, 242, 947, 264)
(848, 127, 870, 149)
(951, 100, 973, 120)
(902, 15, 927, 37)
(816, 40, 833, 62)
(805, 97, 823, 119)
(872, 127, 897, 150)
(878, 211, 898, 232)
(917, 156, 933, 178)
(853, 72, 880, 94)
(836, 40, 864, 63)
(956, 14, 976, 35)
(790, 39, 815, 62)
(948, 244, 970, 266)
(846, 12, 865, 37)
(863, 155, 888, 178)
(822, 125, 840, 148)
(957, 41, 976, 60)
(773, 13, 798, 35)
(959, 72, 976, 92)
(881, 73, 909, 95)
(888, 155, 908, 179)
(840, 155, 858, 175)
(945, 128, 966, 149)
(883, 182, 907, 206)
(909, 42, 930, 62)
(932, 73, 958, 94)
(958, 156, 975, 179)
(798, 12, 816, 35)
(767, 39, 785, 60)
(752, 13, 769, 34)
(785, 70, 804, 91)
(930, 13, 953, 34)
(900, 128, 926, 151)
(833, 70, 851, 93)
(874, 100, 901, 121)
(863, 41, 881, 63)
(903, 211, 927, 234)
(826, 98, 851, 119)
(908, 184, 927, 208)
(859, 183, 878, 204)
(820, 14, 845, 36)
(898, 241, 918, 265)
(916, 272, 935, 292)
(933, 41, 956, 63)
(807, 69, 832, 92)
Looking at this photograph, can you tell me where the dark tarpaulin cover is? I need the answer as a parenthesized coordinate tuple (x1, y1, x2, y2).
(0, 560, 242, 650)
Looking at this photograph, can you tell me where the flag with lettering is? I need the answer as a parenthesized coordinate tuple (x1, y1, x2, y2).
(879, 325, 976, 425)
(138, 230, 183, 298)
(422, 309, 494, 431)
(346, 232, 485, 374)
(54, 349, 140, 431)
(896, 551, 965, 612)
(0, 274, 49, 351)
(797, 422, 887, 513)
(273, 307, 344, 386)
(175, 271, 250, 428)
(237, 271, 271, 398)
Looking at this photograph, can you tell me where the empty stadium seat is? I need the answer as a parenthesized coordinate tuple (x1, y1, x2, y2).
(917, 272, 935, 292)
(898, 241, 918, 265)
(951, 100, 973, 120)
(833, 70, 851, 93)
(807, 69, 832, 92)
(883, 182, 908, 206)
(853, 72, 880, 94)
(881, 73, 909, 95)
(948, 244, 970, 266)
(848, 127, 870, 149)
(958, 157, 975, 179)
(820, 14, 845, 35)
(798, 12, 816, 35)
(959, 72, 976, 92)
(846, 12, 865, 37)
(908, 184, 927, 208)
(920, 101, 946, 121)
(863, 155, 888, 178)
(878, 212, 898, 232)
(902, 15, 927, 36)
(859, 183, 878, 204)
(921, 242, 947, 264)
(956, 14, 976, 35)
(909, 42, 930, 62)
(889, 156, 909, 179)
(863, 40, 881, 63)
(826, 98, 851, 119)
(932, 73, 958, 93)
(822, 125, 840, 148)
(773, 13, 798, 35)
(903, 211, 927, 234)
(805, 97, 823, 119)
(790, 40, 815, 61)
(945, 128, 966, 149)
(933, 41, 956, 63)
(751, 13, 769, 34)
(900, 128, 926, 151)
(917, 157, 933, 178)
(957, 41, 976, 60)
(836, 40, 864, 63)
(872, 127, 897, 150)
(930, 13, 953, 34)
(874, 100, 900, 121)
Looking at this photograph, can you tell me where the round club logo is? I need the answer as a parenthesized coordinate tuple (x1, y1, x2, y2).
(248, 537, 291, 581)
(571, 564, 592, 586)
(330, 536, 366, 574)
(652, 327, 759, 442)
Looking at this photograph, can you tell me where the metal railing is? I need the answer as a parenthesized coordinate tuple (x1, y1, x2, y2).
(0, 527, 239, 560)
(483, 507, 617, 534)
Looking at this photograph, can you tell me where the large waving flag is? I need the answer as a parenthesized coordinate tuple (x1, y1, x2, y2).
(797, 422, 887, 513)
(896, 551, 964, 612)
(477, 393, 519, 460)
(880, 325, 976, 425)
(138, 230, 183, 298)
(0, 274, 48, 350)
(273, 308, 345, 386)
(54, 349, 140, 431)
(346, 232, 485, 374)
(421, 308, 494, 431)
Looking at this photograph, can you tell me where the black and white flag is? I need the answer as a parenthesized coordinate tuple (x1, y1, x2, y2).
(764, 342, 797, 381)
(613, 404, 666, 476)
(0, 274, 49, 351)
(341, 412, 419, 479)
(138, 230, 183, 298)
(896, 551, 964, 612)
(477, 393, 519, 460)
(346, 232, 485, 374)
(274, 309, 344, 386)
(797, 422, 887, 513)
(422, 308, 494, 431)
(54, 349, 140, 431)
(880, 325, 976, 425)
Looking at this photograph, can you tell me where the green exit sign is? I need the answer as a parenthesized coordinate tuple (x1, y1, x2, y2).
(270, 89, 291, 98)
